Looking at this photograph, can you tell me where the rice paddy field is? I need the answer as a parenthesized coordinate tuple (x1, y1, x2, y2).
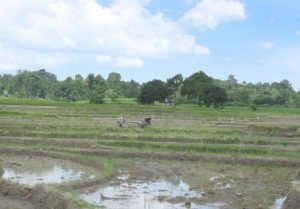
(1, 97, 300, 209)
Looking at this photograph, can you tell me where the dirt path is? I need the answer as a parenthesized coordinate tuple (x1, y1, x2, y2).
(0, 196, 34, 209)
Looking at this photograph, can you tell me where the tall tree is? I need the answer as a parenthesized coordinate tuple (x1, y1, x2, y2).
(121, 79, 140, 98)
(166, 74, 183, 104)
(139, 79, 169, 104)
(180, 71, 213, 106)
(85, 74, 107, 104)
(203, 84, 227, 108)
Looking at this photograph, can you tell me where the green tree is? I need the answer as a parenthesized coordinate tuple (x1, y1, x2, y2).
(89, 86, 106, 104)
(0, 74, 15, 95)
(85, 74, 107, 104)
(107, 72, 122, 98)
(293, 91, 300, 107)
(54, 77, 77, 101)
(122, 80, 140, 98)
(180, 71, 213, 106)
(139, 79, 169, 104)
(13, 70, 57, 98)
(106, 89, 119, 101)
(107, 72, 121, 87)
(166, 74, 183, 104)
(203, 84, 227, 108)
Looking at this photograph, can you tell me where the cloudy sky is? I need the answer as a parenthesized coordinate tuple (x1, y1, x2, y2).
(0, 0, 300, 89)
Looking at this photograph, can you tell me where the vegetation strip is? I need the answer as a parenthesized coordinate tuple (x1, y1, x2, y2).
(1, 146, 300, 168)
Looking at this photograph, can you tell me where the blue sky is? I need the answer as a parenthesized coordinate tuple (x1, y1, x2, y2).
(0, 0, 300, 89)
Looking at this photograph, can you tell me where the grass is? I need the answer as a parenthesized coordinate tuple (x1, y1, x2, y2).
(2, 96, 300, 117)
(1, 97, 300, 160)
(96, 140, 270, 155)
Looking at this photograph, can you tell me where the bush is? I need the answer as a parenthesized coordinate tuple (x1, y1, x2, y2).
(251, 104, 257, 111)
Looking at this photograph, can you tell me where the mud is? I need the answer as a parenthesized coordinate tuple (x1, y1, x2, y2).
(0, 180, 80, 209)
(282, 180, 300, 209)
(282, 192, 300, 209)
(0, 195, 35, 209)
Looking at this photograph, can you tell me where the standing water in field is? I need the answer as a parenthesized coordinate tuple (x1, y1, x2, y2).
(1, 157, 94, 186)
(79, 176, 226, 209)
(2, 164, 85, 186)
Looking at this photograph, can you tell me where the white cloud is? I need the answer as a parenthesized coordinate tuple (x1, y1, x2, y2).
(181, 0, 246, 31)
(96, 55, 112, 63)
(0, 0, 246, 71)
(193, 45, 211, 55)
(0, 63, 17, 71)
(115, 57, 144, 67)
(0, 43, 71, 71)
(259, 41, 274, 50)
(96, 55, 144, 67)
(38, 54, 70, 68)
(0, 0, 208, 59)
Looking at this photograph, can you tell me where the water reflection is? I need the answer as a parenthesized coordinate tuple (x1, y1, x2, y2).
(2, 164, 85, 186)
(79, 178, 225, 209)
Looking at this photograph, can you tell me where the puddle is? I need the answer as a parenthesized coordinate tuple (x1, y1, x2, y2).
(2, 164, 87, 186)
(79, 178, 226, 209)
(271, 196, 287, 209)
(116, 174, 130, 181)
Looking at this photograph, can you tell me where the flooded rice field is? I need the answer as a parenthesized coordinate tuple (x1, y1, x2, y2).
(3, 164, 85, 186)
(78, 176, 220, 209)
(1, 156, 95, 186)
(0, 154, 295, 209)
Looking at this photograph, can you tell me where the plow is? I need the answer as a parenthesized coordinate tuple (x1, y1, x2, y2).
(116, 116, 151, 128)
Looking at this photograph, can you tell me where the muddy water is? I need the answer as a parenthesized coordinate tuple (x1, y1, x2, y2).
(79, 176, 225, 209)
(2, 163, 87, 186)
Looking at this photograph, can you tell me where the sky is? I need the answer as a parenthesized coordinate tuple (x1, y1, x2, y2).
(0, 0, 300, 89)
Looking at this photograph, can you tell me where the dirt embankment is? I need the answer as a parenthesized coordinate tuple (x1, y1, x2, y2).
(282, 191, 300, 209)
(283, 179, 300, 209)
(0, 180, 80, 209)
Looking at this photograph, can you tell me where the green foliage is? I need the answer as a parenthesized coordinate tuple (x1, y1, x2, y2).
(203, 84, 227, 108)
(106, 72, 122, 99)
(54, 77, 87, 101)
(97, 140, 270, 156)
(89, 86, 106, 104)
(139, 79, 169, 104)
(6, 69, 57, 99)
(166, 74, 183, 103)
(181, 71, 227, 108)
(181, 71, 213, 106)
(106, 89, 119, 101)
(0, 69, 298, 107)
(120, 80, 140, 98)
(251, 104, 257, 111)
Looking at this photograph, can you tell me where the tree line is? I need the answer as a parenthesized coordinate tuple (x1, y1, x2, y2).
(1, 69, 300, 108)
